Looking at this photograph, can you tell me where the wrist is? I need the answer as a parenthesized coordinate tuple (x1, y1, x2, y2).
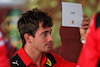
(80, 35, 86, 40)
(80, 38, 85, 44)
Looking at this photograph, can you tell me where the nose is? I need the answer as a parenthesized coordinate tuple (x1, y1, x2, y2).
(48, 35, 53, 42)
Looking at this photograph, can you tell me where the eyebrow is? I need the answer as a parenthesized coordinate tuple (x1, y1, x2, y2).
(42, 30, 52, 34)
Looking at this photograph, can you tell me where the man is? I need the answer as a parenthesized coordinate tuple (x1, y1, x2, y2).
(77, 12, 100, 67)
(10, 8, 89, 67)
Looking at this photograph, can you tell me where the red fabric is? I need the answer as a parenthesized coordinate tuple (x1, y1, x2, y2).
(0, 45, 10, 67)
(0, 29, 10, 67)
(18, 46, 76, 67)
(51, 53, 76, 67)
(77, 13, 100, 67)
(18, 46, 47, 67)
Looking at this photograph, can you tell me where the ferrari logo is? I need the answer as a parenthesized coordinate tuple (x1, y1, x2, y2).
(46, 58, 52, 66)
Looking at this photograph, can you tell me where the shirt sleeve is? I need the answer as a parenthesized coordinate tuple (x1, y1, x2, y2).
(51, 53, 76, 67)
(59, 56, 76, 67)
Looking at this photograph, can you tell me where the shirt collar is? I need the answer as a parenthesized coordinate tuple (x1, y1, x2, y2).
(18, 46, 32, 66)
(18, 46, 47, 66)
(41, 52, 47, 67)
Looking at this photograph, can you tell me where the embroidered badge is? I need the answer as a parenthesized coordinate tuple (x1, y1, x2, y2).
(45, 58, 52, 66)
(12, 60, 19, 66)
(44, 53, 56, 67)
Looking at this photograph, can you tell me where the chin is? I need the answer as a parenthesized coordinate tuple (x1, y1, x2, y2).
(43, 48, 51, 52)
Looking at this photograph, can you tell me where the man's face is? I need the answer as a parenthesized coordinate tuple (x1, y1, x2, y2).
(31, 22, 53, 52)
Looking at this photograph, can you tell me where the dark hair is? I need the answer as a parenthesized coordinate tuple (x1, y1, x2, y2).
(18, 8, 53, 46)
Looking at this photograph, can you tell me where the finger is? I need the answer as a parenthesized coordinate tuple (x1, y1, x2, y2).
(83, 14, 90, 20)
(81, 24, 89, 29)
(82, 15, 88, 19)
(82, 19, 90, 23)
(81, 21, 90, 26)
(83, 18, 90, 21)
(82, 14, 88, 18)
(83, 15, 89, 18)
(82, 25, 89, 29)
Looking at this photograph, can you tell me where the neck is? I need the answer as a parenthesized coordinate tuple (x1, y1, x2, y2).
(24, 43, 43, 67)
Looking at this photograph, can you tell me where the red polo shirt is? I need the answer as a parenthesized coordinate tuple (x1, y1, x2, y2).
(18, 46, 47, 67)
(17, 46, 76, 67)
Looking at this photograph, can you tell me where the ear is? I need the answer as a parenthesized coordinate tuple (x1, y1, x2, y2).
(24, 33, 32, 43)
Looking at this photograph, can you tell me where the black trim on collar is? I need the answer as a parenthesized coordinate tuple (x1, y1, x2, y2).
(10, 54, 26, 67)
(96, 12, 100, 29)
(97, 60, 100, 67)
(44, 53, 56, 67)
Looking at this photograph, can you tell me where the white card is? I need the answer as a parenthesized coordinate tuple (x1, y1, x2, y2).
(62, 2, 83, 27)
